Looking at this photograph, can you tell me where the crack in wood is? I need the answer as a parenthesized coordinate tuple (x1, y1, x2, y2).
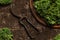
(9, 8, 40, 39)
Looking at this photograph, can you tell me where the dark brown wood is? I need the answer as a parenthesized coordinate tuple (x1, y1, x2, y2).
(1, 0, 60, 40)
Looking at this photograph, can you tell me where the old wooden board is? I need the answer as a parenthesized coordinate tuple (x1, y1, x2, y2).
(0, 0, 60, 40)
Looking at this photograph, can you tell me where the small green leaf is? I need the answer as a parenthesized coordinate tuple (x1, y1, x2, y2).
(54, 34, 60, 40)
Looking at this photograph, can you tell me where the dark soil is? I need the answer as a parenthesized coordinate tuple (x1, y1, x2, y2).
(0, 0, 60, 40)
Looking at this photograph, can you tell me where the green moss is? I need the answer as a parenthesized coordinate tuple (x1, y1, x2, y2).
(0, 0, 12, 5)
(0, 28, 13, 40)
(34, 0, 60, 25)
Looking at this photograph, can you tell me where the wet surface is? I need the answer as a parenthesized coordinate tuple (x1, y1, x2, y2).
(0, 0, 60, 40)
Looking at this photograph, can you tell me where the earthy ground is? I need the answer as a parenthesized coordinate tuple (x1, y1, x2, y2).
(0, 0, 60, 40)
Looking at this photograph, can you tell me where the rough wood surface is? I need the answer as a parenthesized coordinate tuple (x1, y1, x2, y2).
(0, 0, 60, 40)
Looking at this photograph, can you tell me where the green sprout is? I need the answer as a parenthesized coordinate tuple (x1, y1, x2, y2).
(0, 0, 12, 5)
(0, 28, 13, 40)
